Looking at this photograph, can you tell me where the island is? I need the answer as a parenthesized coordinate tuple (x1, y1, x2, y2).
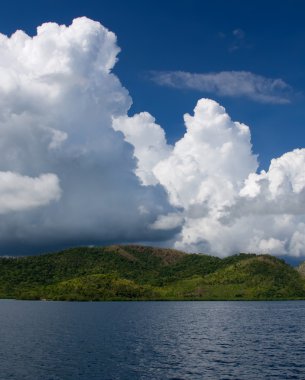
(0, 245, 304, 301)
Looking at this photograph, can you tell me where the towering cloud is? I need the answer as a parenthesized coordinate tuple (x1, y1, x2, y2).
(153, 99, 258, 209)
(0, 17, 305, 257)
(0, 17, 172, 253)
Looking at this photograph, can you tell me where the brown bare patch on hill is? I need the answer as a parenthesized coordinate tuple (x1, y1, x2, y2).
(256, 255, 278, 265)
(123, 245, 186, 265)
(104, 245, 138, 262)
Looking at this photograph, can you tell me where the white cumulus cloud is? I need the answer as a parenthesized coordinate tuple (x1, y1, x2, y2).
(113, 112, 172, 185)
(153, 99, 258, 210)
(119, 98, 305, 257)
(0, 172, 61, 214)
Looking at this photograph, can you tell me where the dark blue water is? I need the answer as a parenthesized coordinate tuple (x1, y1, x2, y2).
(0, 301, 305, 379)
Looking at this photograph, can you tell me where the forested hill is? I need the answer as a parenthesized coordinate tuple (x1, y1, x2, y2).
(0, 245, 305, 301)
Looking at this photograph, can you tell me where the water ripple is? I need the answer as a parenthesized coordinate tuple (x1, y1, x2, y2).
(0, 300, 305, 379)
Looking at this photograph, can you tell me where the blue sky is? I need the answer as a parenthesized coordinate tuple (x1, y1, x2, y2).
(1, 1, 305, 258)
(1, 0, 305, 169)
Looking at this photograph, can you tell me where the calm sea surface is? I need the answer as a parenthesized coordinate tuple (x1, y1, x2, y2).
(0, 300, 305, 379)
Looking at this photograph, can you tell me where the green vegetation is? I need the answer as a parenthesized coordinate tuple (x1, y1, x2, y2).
(0, 245, 305, 301)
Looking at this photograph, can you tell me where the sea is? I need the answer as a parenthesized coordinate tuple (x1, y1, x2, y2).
(0, 300, 304, 379)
